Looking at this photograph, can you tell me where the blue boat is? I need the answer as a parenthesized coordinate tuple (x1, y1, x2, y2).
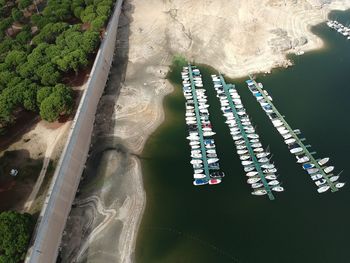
(193, 179, 209, 186)
(303, 163, 315, 170)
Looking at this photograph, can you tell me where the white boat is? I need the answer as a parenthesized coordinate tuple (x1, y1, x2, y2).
(191, 145, 200, 149)
(246, 171, 258, 177)
(263, 168, 277, 173)
(237, 150, 248, 155)
(324, 166, 334, 174)
(252, 183, 264, 189)
(233, 135, 243, 141)
(189, 141, 200, 146)
(194, 169, 203, 174)
(252, 143, 262, 148)
(261, 164, 274, 169)
(265, 174, 277, 180)
(237, 145, 247, 150)
(192, 163, 203, 169)
(256, 152, 269, 158)
(272, 186, 284, 192)
(191, 154, 202, 158)
(203, 131, 216, 137)
(329, 175, 339, 182)
(285, 138, 296, 144)
(317, 185, 330, 193)
(253, 148, 264, 153)
(194, 174, 206, 179)
(296, 156, 309, 163)
(307, 168, 319, 175)
(318, 157, 329, 166)
(207, 158, 219, 164)
(190, 159, 203, 165)
(247, 177, 261, 184)
(242, 160, 253, 166)
(268, 180, 279, 186)
(315, 179, 326, 186)
(278, 129, 289, 135)
(251, 189, 267, 196)
(282, 133, 292, 140)
(336, 182, 345, 188)
(290, 147, 303, 154)
(258, 157, 269, 163)
(244, 166, 255, 172)
(206, 149, 216, 154)
(240, 155, 251, 161)
(311, 174, 322, 181)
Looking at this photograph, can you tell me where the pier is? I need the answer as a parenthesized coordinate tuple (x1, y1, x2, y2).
(216, 75, 276, 200)
(247, 77, 339, 193)
(188, 65, 211, 181)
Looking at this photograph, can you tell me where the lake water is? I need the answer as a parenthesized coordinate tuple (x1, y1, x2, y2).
(135, 10, 350, 263)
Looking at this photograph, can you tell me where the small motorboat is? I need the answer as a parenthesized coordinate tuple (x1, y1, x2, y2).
(283, 133, 293, 140)
(207, 153, 217, 158)
(329, 175, 339, 182)
(265, 174, 277, 180)
(251, 189, 267, 196)
(193, 179, 209, 186)
(191, 159, 203, 165)
(208, 158, 219, 164)
(252, 143, 262, 148)
(209, 178, 222, 185)
(206, 149, 216, 154)
(324, 166, 334, 174)
(253, 148, 264, 153)
(296, 156, 309, 163)
(194, 174, 206, 179)
(311, 174, 322, 181)
(210, 171, 225, 178)
(290, 147, 303, 154)
(242, 160, 253, 166)
(194, 169, 203, 174)
(318, 157, 329, 166)
(256, 152, 270, 158)
(258, 157, 269, 163)
(268, 180, 279, 186)
(247, 134, 259, 139)
(303, 163, 315, 170)
(317, 185, 330, 193)
(240, 155, 251, 161)
(336, 182, 345, 188)
(285, 138, 296, 145)
(261, 164, 275, 169)
(246, 171, 258, 177)
(272, 186, 284, 192)
(244, 166, 255, 172)
(263, 168, 277, 173)
(252, 183, 264, 189)
(237, 145, 247, 150)
(247, 177, 261, 184)
(315, 179, 327, 186)
(307, 168, 319, 175)
(237, 150, 248, 155)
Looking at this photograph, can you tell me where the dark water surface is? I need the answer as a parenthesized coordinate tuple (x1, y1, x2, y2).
(136, 10, 350, 263)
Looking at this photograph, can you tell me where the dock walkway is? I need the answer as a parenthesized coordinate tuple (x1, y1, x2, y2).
(219, 75, 275, 200)
(188, 65, 211, 181)
(247, 77, 339, 192)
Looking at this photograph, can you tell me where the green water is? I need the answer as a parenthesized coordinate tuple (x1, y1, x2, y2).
(136, 10, 350, 263)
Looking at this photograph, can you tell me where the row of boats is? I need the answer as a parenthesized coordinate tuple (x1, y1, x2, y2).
(212, 75, 284, 198)
(326, 20, 350, 40)
(182, 65, 225, 186)
(246, 79, 345, 193)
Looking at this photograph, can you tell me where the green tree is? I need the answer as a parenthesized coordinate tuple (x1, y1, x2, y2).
(18, 0, 32, 10)
(40, 84, 73, 121)
(91, 16, 106, 31)
(11, 8, 22, 22)
(96, 5, 110, 17)
(36, 86, 52, 105)
(0, 211, 34, 262)
(4, 50, 27, 69)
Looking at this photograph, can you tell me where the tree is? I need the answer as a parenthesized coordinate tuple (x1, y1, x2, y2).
(18, 0, 32, 10)
(4, 50, 27, 69)
(96, 5, 110, 17)
(40, 84, 73, 121)
(0, 211, 34, 262)
(11, 8, 22, 22)
(36, 87, 52, 105)
(91, 16, 106, 31)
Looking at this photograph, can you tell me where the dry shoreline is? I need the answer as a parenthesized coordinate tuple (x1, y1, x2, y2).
(60, 1, 350, 262)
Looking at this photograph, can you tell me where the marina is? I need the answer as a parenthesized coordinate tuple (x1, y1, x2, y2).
(327, 20, 350, 40)
(182, 64, 224, 186)
(246, 77, 345, 193)
(212, 74, 283, 200)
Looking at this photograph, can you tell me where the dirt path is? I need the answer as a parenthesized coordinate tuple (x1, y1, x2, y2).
(22, 122, 71, 212)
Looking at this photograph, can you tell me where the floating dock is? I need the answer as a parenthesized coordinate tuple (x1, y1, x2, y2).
(327, 20, 350, 40)
(212, 75, 284, 200)
(182, 64, 224, 186)
(246, 77, 344, 193)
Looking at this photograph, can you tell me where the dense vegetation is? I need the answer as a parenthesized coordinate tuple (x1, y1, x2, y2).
(0, 211, 34, 262)
(0, 0, 115, 133)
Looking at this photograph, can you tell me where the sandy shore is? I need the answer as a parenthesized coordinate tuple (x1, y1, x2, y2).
(60, 0, 350, 262)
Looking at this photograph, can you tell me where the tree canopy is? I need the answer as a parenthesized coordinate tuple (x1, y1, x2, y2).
(0, 211, 34, 263)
